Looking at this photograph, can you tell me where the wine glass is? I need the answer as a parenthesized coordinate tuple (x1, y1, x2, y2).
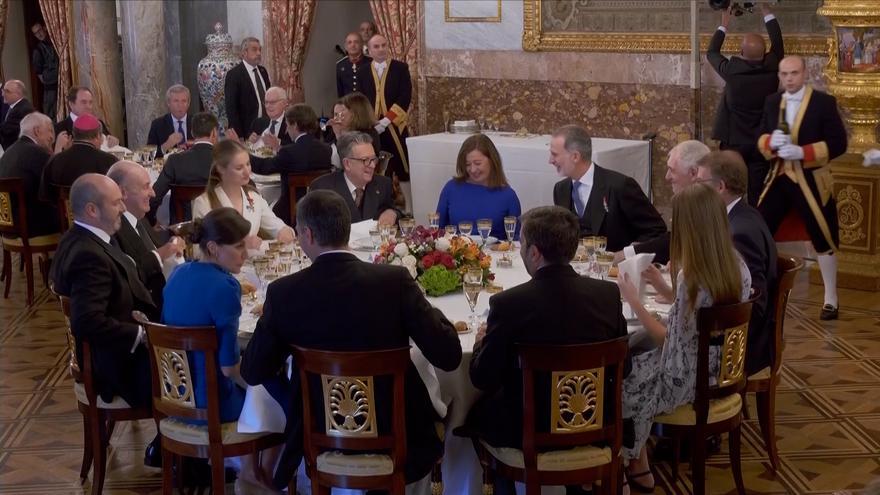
(399, 217, 415, 237)
(596, 252, 614, 281)
(594, 236, 607, 255)
(502, 216, 516, 261)
(379, 224, 391, 244)
(458, 220, 473, 237)
(582, 237, 597, 260)
(445, 224, 457, 237)
(476, 218, 492, 247)
(369, 229, 381, 257)
(427, 212, 440, 232)
(463, 268, 483, 332)
(388, 225, 399, 242)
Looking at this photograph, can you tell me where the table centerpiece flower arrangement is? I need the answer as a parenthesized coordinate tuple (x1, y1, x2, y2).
(373, 225, 494, 296)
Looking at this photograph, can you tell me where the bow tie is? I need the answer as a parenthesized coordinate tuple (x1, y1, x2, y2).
(374, 62, 386, 70)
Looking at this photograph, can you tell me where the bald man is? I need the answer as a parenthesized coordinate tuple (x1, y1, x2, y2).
(757, 55, 847, 320)
(1, 80, 35, 150)
(708, 2, 784, 206)
(248, 86, 291, 148)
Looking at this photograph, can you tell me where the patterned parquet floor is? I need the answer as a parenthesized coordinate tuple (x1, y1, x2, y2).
(1, 254, 878, 494)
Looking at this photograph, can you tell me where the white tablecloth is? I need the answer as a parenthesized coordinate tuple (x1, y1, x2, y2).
(407, 132, 651, 225)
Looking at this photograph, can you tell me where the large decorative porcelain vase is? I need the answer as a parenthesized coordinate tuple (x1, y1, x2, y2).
(197, 23, 240, 132)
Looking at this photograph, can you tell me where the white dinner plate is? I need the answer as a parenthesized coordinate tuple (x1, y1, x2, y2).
(469, 235, 498, 245)
(251, 173, 280, 184)
(350, 237, 375, 251)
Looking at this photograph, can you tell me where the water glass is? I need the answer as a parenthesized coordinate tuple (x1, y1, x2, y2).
(427, 212, 440, 231)
(594, 236, 607, 253)
(476, 218, 492, 245)
(582, 237, 597, 260)
(445, 225, 457, 237)
(399, 217, 416, 237)
(458, 221, 473, 237)
(596, 252, 614, 280)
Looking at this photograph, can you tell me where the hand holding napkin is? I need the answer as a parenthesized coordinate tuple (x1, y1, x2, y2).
(618, 253, 656, 302)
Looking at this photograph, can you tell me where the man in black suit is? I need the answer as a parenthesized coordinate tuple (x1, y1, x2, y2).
(1, 80, 35, 150)
(241, 189, 461, 488)
(31, 23, 59, 116)
(224, 37, 270, 137)
(50, 173, 157, 408)
(54, 86, 120, 148)
(250, 103, 332, 224)
(40, 113, 117, 203)
(468, 205, 629, 451)
(246, 86, 290, 148)
(550, 125, 668, 262)
(697, 151, 778, 374)
(107, 161, 184, 308)
(310, 131, 398, 225)
(757, 56, 847, 320)
(146, 84, 193, 158)
(148, 112, 219, 225)
(708, 2, 784, 205)
(336, 31, 372, 98)
(0, 112, 69, 236)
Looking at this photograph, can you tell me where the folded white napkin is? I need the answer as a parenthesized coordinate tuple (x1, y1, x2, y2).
(409, 340, 449, 419)
(863, 149, 880, 167)
(618, 252, 656, 303)
(238, 384, 287, 433)
(349, 219, 378, 244)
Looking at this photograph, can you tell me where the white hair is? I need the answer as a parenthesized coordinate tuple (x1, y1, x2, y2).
(165, 84, 190, 101)
(265, 86, 287, 100)
(106, 160, 144, 188)
(672, 140, 711, 171)
(240, 37, 260, 51)
(19, 112, 52, 138)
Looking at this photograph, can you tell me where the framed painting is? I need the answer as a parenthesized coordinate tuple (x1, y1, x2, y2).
(445, 0, 503, 23)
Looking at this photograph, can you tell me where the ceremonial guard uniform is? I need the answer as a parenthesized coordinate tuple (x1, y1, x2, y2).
(336, 54, 372, 98)
(368, 59, 412, 182)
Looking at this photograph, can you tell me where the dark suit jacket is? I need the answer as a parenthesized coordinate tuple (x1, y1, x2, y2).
(309, 171, 398, 223)
(249, 134, 332, 224)
(0, 136, 59, 236)
(147, 113, 193, 158)
(468, 264, 630, 448)
(0, 99, 35, 150)
(241, 252, 461, 484)
(729, 199, 777, 374)
(148, 142, 214, 224)
(553, 165, 668, 255)
(249, 116, 291, 147)
(54, 115, 110, 137)
(114, 216, 166, 309)
(224, 62, 271, 137)
(709, 18, 784, 147)
(50, 225, 158, 407)
(39, 141, 117, 202)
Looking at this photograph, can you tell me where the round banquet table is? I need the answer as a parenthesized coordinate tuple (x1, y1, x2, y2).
(236, 237, 668, 495)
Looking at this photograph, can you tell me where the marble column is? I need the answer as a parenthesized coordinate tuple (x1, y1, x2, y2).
(72, 0, 125, 142)
(119, 0, 168, 149)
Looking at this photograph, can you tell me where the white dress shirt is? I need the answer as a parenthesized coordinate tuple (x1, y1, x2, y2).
(243, 60, 268, 118)
(262, 116, 284, 138)
(784, 85, 806, 130)
(171, 113, 188, 139)
(571, 163, 596, 215)
(192, 186, 287, 239)
(343, 173, 361, 202)
(726, 196, 742, 214)
(373, 60, 387, 79)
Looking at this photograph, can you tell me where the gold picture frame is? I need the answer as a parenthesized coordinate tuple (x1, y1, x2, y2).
(445, 0, 502, 23)
(522, 0, 827, 55)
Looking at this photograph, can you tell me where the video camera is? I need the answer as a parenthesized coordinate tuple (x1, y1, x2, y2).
(707, 1, 757, 17)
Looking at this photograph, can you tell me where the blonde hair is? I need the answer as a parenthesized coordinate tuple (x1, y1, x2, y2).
(670, 183, 742, 310)
(206, 140, 257, 209)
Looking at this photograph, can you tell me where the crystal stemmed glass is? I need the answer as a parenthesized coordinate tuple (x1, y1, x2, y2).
(369, 229, 381, 258)
(445, 225, 457, 237)
(594, 236, 607, 255)
(476, 218, 492, 247)
(596, 251, 614, 280)
(458, 221, 473, 237)
(379, 224, 391, 245)
(503, 216, 516, 261)
(427, 212, 440, 232)
(463, 268, 483, 332)
(399, 217, 415, 237)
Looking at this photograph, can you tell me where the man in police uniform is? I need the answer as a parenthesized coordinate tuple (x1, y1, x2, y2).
(336, 32, 372, 98)
(757, 55, 847, 320)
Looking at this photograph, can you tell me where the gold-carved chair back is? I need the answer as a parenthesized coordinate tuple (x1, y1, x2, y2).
(0, 191, 13, 227)
(153, 346, 196, 408)
(322, 374, 377, 438)
(551, 368, 604, 434)
(717, 322, 748, 388)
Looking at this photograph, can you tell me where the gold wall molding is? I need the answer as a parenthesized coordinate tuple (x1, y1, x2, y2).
(444, 0, 502, 23)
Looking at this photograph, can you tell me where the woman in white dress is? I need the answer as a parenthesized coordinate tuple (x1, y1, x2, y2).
(192, 140, 295, 249)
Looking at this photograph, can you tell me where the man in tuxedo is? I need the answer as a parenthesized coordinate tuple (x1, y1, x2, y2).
(366, 34, 412, 210)
(148, 112, 219, 225)
(40, 113, 117, 203)
(0, 112, 69, 236)
(1, 80, 35, 150)
(708, 2, 783, 205)
(550, 125, 668, 262)
(107, 161, 184, 307)
(50, 173, 157, 408)
(54, 86, 120, 148)
(665, 140, 711, 195)
(31, 22, 59, 116)
(310, 131, 398, 225)
(469, 205, 629, 451)
(146, 84, 193, 158)
(247, 86, 290, 148)
(224, 37, 270, 137)
(336, 32, 372, 97)
(757, 55, 847, 320)
(241, 189, 461, 488)
(250, 103, 332, 224)
(697, 151, 778, 374)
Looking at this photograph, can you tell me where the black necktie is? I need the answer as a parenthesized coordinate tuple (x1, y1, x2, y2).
(136, 220, 157, 251)
(176, 120, 185, 141)
(253, 68, 266, 113)
(269, 120, 276, 136)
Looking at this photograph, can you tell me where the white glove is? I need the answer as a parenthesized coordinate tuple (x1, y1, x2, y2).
(373, 117, 392, 134)
(777, 144, 804, 161)
(769, 129, 791, 150)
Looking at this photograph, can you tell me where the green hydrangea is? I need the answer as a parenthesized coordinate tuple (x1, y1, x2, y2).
(418, 265, 461, 296)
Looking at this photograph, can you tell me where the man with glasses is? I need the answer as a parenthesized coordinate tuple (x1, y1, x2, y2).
(310, 131, 398, 225)
(247, 86, 291, 149)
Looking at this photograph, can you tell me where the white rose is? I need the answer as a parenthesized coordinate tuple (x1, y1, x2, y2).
(393, 243, 409, 257)
(391, 258, 403, 266)
(402, 255, 417, 267)
(406, 265, 417, 279)
(435, 237, 451, 252)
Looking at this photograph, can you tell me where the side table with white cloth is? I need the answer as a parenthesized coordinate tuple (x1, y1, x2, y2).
(407, 132, 651, 225)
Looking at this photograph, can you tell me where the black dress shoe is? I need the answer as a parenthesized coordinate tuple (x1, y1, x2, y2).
(820, 304, 839, 320)
(144, 436, 162, 468)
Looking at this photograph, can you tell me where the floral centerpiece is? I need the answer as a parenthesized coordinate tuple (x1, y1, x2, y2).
(374, 226, 494, 296)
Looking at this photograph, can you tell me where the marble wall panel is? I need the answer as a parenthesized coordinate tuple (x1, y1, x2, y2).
(425, 0, 524, 51)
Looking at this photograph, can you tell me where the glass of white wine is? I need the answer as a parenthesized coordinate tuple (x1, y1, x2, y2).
(476, 218, 492, 247)
(463, 268, 483, 332)
(503, 216, 517, 261)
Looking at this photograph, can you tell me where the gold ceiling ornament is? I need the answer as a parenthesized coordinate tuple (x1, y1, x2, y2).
(818, 1, 880, 153)
(522, 0, 827, 55)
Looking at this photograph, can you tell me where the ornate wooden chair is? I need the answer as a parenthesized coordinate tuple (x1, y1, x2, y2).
(133, 311, 289, 494)
(653, 298, 755, 495)
(745, 256, 804, 472)
(286, 169, 331, 223)
(291, 345, 415, 495)
(0, 178, 59, 305)
(56, 293, 152, 495)
(55, 183, 74, 231)
(466, 337, 629, 495)
(169, 183, 204, 225)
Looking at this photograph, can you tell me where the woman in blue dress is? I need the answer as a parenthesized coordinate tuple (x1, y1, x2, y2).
(436, 134, 522, 240)
(162, 207, 282, 490)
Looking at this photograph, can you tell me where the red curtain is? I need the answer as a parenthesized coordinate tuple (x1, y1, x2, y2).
(39, 0, 75, 121)
(264, 0, 317, 104)
(369, 0, 419, 133)
(0, 0, 8, 80)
